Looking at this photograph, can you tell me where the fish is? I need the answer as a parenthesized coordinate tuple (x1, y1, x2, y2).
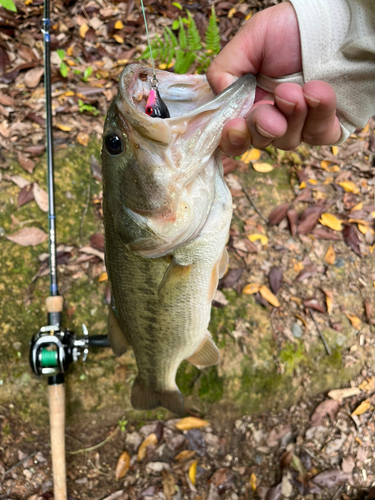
(101, 63, 256, 415)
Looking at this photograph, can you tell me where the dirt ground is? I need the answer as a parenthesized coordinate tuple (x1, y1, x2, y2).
(1, 0, 375, 498)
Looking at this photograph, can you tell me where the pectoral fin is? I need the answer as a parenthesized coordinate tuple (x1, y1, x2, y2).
(158, 258, 193, 303)
(108, 307, 129, 356)
(187, 332, 220, 369)
(219, 247, 229, 278)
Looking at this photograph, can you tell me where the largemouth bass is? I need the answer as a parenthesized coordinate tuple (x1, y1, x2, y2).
(102, 64, 256, 415)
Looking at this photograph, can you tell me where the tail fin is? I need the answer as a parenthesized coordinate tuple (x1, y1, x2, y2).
(131, 377, 185, 416)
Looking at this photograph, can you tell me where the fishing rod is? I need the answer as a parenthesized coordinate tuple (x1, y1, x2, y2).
(28, 1, 110, 498)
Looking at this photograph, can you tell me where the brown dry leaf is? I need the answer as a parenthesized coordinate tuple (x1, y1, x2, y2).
(287, 208, 298, 236)
(253, 162, 273, 173)
(76, 132, 89, 147)
(322, 289, 334, 315)
(6, 227, 48, 246)
(18, 183, 35, 208)
(10, 175, 30, 189)
(365, 301, 373, 323)
(311, 227, 342, 240)
(115, 450, 130, 480)
(303, 298, 325, 313)
(298, 210, 322, 235)
(337, 181, 360, 194)
(328, 387, 361, 402)
(56, 124, 74, 132)
(24, 67, 44, 88)
(175, 417, 209, 431)
(33, 183, 48, 212)
(345, 313, 361, 330)
(268, 267, 283, 295)
(342, 225, 361, 256)
(241, 148, 261, 163)
(242, 283, 261, 295)
(162, 470, 175, 500)
(312, 470, 348, 488)
(17, 152, 35, 174)
(188, 460, 197, 486)
(249, 472, 257, 492)
(137, 433, 158, 461)
(259, 285, 280, 307)
(0, 120, 10, 138)
(268, 203, 290, 225)
(174, 450, 196, 462)
(352, 399, 371, 416)
(324, 245, 336, 265)
(113, 34, 125, 44)
(319, 213, 343, 231)
(310, 399, 340, 426)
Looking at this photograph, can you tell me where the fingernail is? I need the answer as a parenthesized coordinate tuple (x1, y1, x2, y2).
(303, 92, 320, 108)
(228, 130, 247, 146)
(255, 123, 275, 139)
(275, 95, 296, 113)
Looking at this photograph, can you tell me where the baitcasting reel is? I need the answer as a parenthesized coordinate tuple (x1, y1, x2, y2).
(30, 324, 110, 377)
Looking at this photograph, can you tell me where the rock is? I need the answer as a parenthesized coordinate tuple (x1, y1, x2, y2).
(281, 471, 294, 497)
(145, 462, 170, 474)
(292, 322, 303, 338)
(125, 431, 142, 452)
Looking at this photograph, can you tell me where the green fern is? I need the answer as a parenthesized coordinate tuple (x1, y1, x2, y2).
(205, 5, 221, 54)
(138, 8, 220, 74)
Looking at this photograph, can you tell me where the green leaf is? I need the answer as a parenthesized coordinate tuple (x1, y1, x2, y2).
(172, 19, 179, 30)
(57, 49, 65, 61)
(82, 66, 93, 82)
(205, 5, 221, 54)
(186, 11, 202, 51)
(60, 62, 68, 78)
(172, 2, 182, 9)
(165, 27, 178, 48)
(0, 0, 16, 12)
(178, 17, 187, 50)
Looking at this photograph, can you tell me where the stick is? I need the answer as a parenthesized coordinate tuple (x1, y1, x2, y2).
(68, 425, 119, 455)
(309, 309, 332, 356)
(242, 186, 268, 224)
(4, 452, 36, 475)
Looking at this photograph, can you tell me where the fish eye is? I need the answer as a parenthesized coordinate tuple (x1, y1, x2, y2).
(105, 133, 123, 155)
(146, 106, 153, 116)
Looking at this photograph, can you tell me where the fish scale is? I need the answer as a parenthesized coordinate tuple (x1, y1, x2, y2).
(102, 64, 256, 414)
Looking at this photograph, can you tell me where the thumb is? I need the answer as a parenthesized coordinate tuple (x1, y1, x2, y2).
(206, 12, 265, 95)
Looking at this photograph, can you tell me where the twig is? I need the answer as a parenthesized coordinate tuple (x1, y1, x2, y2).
(309, 309, 332, 356)
(242, 186, 268, 224)
(301, 446, 326, 467)
(4, 452, 36, 475)
(67, 425, 119, 455)
(80, 184, 91, 245)
(330, 484, 344, 500)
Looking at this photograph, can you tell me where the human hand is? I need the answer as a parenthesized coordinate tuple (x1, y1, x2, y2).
(206, 2, 342, 154)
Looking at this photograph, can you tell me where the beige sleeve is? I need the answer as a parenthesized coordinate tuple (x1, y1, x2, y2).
(287, 0, 375, 143)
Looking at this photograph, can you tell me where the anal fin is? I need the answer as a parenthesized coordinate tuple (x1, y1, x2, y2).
(131, 377, 185, 416)
(187, 332, 220, 369)
(108, 307, 129, 356)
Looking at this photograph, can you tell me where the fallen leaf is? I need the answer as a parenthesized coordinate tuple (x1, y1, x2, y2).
(365, 301, 373, 323)
(174, 450, 196, 462)
(162, 470, 175, 500)
(322, 289, 333, 315)
(351, 201, 363, 211)
(312, 469, 348, 488)
(175, 417, 209, 431)
(242, 283, 261, 295)
(241, 148, 260, 163)
(115, 450, 130, 480)
(342, 225, 361, 256)
(188, 460, 197, 486)
(17, 152, 35, 173)
(287, 209, 298, 236)
(352, 399, 371, 416)
(113, 34, 124, 44)
(56, 123, 74, 132)
(310, 399, 340, 426)
(248, 233, 268, 245)
(311, 227, 342, 240)
(268, 203, 290, 225)
(18, 183, 35, 208)
(6, 227, 48, 246)
(90, 232, 105, 251)
(331, 146, 339, 155)
(319, 213, 343, 231)
(253, 162, 273, 173)
(249, 472, 257, 491)
(218, 268, 243, 289)
(345, 312, 361, 330)
(79, 23, 89, 38)
(303, 298, 325, 313)
(259, 285, 280, 307)
(98, 272, 108, 282)
(337, 181, 360, 194)
(298, 211, 322, 235)
(328, 387, 361, 401)
(0, 120, 10, 137)
(33, 183, 48, 212)
(268, 267, 283, 294)
(114, 20, 124, 29)
(137, 433, 158, 461)
(76, 132, 90, 147)
(324, 245, 336, 265)
(9, 175, 30, 189)
(24, 67, 44, 88)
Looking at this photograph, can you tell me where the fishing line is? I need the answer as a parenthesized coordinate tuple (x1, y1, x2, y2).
(139, 0, 158, 88)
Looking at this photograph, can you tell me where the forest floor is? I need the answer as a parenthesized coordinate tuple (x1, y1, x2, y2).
(1, 0, 375, 498)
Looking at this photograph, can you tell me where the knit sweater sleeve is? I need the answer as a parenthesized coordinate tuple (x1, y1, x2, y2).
(287, 0, 375, 142)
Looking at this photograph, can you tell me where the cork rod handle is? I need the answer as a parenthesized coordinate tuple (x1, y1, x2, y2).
(48, 383, 67, 500)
